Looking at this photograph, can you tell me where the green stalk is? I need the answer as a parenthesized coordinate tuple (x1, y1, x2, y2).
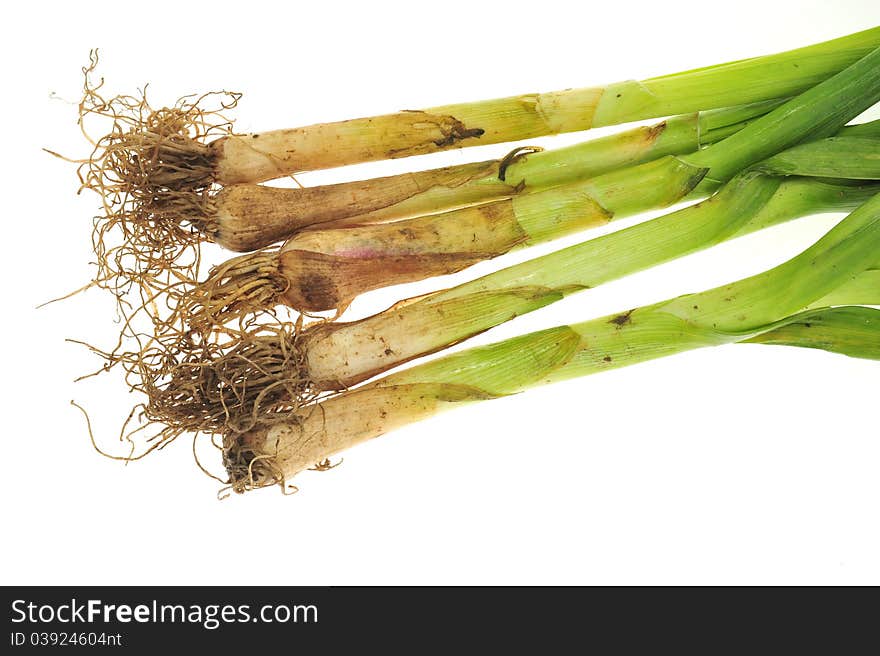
(810, 268, 880, 307)
(474, 101, 781, 191)
(179, 134, 879, 400)
(757, 136, 880, 179)
(839, 121, 880, 138)
(683, 45, 880, 184)
(92, 30, 880, 296)
(261, 51, 880, 313)
(746, 306, 880, 360)
(304, 172, 880, 386)
(146, 142, 878, 460)
(227, 194, 880, 490)
(214, 27, 880, 180)
(213, 101, 777, 252)
(379, 190, 880, 391)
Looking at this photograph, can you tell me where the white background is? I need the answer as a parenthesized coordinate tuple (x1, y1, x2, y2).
(1, 0, 878, 585)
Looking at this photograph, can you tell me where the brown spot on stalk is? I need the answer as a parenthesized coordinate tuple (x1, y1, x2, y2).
(296, 272, 340, 310)
(645, 120, 668, 143)
(387, 111, 485, 157)
(431, 118, 485, 148)
(277, 249, 497, 313)
(609, 309, 634, 327)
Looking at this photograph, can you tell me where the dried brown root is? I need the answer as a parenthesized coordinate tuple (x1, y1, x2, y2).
(174, 248, 290, 333)
(76, 300, 347, 488)
(150, 324, 315, 436)
(68, 251, 304, 469)
(74, 50, 241, 299)
(75, 316, 320, 463)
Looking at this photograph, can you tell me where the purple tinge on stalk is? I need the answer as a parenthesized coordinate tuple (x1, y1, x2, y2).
(275, 201, 529, 312)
